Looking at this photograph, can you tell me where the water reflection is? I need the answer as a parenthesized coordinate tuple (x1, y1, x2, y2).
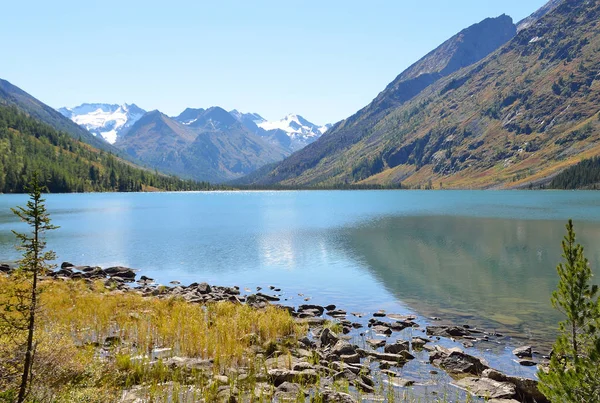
(341, 215, 600, 345)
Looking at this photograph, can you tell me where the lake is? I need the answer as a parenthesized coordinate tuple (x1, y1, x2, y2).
(1, 190, 599, 352)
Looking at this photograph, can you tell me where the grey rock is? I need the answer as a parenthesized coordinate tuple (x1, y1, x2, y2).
(256, 292, 280, 301)
(512, 345, 532, 358)
(482, 369, 549, 403)
(429, 347, 488, 375)
(426, 325, 471, 338)
(340, 353, 361, 364)
(454, 377, 516, 399)
(321, 391, 357, 403)
(411, 337, 430, 348)
(366, 339, 386, 348)
(372, 325, 392, 336)
(331, 340, 356, 356)
(104, 266, 136, 280)
(298, 304, 324, 315)
(274, 381, 303, 399)
(384, 340, 409, 354)
(197, 282, 212, 294)
(320, 328, 340, 347)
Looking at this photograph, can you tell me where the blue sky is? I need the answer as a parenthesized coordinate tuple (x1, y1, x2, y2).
(2, 0, 547, 124)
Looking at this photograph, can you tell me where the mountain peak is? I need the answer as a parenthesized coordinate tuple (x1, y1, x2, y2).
(58, 102, 147, 144)
(256, 113, 330, 148)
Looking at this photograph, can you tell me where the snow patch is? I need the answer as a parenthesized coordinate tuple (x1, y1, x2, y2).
(58, 103, 146, 144)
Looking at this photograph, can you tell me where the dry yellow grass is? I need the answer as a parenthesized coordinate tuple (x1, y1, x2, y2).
(0, 276, 304, 402)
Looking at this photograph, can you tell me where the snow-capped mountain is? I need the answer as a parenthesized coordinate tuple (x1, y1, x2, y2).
(258, 114, 330, 139)
(230, 111, 331, 152)
(58, 103, 146, 144)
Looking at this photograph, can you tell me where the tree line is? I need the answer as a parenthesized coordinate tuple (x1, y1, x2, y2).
(0, 105, 220, 193)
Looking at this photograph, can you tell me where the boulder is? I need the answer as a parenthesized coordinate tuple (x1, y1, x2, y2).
(331, 340, 356, 356)
(482, 369, 549, 403)
(83, 267, 106, 278)
(333, 369, 357, 382)
(267, 369, 317, 386)
(321, 391, 357, 403)
(326, 309, 347, 317)
(197, 282, 212, 294)
(361, 349, 413, 362)
(298, 304, 324, 316)
(104, 266, 136, 280)
(426, 325, 471, 338)
(411, 337, 430, 348)
(340, 353, 361, 364)
(372, 325, 392, 336)
(61, 261, 75, 269)
(366, 339, 386, 349)
(512, 345, 532, 358)
(256, 292, 279, 301)
(54, 268, 74, 277)
(384, 340, 409, 354)
(429, 346, 488, 375)
(454, 377, 516, 399)
(319, 328, 340, 347)
(274, 382, 303, 400)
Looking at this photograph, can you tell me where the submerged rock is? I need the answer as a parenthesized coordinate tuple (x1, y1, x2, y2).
(426, 325, 471, 338)
(512, 345, 532, 358)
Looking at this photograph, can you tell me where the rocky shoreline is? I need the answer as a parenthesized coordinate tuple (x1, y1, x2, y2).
(1, 261, 551, 403)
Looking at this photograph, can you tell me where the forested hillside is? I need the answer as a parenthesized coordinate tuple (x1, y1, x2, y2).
(0, 106, 216, 193)
(549, 156, 600, 189)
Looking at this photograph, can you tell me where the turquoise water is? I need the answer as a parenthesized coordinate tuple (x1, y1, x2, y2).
(1, 190, 599, 349)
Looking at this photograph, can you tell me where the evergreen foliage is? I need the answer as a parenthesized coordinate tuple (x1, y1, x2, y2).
(11, 173, 58, 403)
(538, 220, 600, 402)
(0, 105, 218, 193)
(549, 156, 600, 189)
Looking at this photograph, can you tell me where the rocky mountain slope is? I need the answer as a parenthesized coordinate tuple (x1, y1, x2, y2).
(239, 13, 519, 186)
(0, 79, 117, 153)
(58, 103, 146, 144)
(517, 0, 563, 31)
(116, 107, 289, 183)
(242, 0, 600, 189)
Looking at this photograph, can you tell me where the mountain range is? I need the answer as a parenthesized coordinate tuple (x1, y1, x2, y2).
(58, 103, 329, 182)
(240, 0, 600, 189)
(4, 0, 600, 190)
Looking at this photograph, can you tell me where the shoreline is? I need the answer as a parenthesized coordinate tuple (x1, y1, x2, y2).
(1, 261, 552, 402)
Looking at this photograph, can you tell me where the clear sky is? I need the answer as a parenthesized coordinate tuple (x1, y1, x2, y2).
(2, 0, 547, 124)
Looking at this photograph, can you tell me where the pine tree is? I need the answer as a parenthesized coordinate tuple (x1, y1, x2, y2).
(538, 219, 600, 402)
(11, 172, 58, 403)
